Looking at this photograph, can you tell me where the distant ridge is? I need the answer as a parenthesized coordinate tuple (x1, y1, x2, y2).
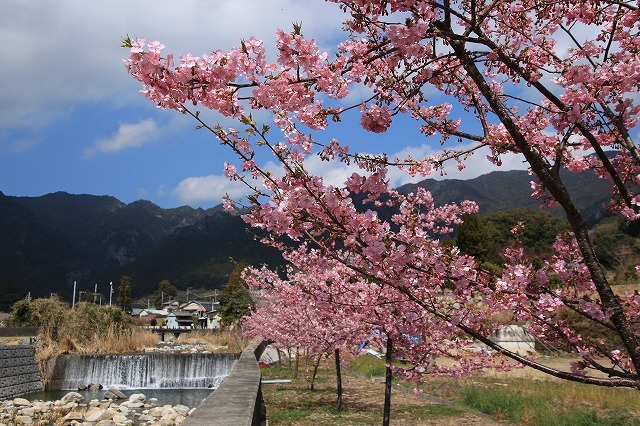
(0, 167, 612, 307)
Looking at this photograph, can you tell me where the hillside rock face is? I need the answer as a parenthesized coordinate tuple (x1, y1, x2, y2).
(0, 168, 612, 307)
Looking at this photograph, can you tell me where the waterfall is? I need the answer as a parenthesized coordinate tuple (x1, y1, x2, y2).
(49, 353, 239, 390)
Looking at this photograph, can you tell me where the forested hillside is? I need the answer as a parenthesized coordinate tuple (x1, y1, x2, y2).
(0, 167, 622, 309)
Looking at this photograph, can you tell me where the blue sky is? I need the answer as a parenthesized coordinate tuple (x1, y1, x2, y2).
(1, 0, 526, 209)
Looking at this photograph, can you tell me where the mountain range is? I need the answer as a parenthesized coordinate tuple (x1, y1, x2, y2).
(0, 168, 612, 310)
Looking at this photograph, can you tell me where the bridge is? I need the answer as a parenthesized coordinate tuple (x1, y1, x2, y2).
(141, 325, 194, 342)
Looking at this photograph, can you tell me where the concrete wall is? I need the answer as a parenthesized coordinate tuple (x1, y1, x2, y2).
(0, 345, 43, 400)
(491, 325, 536, 355)
(183, 340, 268, 426)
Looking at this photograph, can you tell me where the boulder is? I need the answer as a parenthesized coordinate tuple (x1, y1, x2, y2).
(128, 393, 146, 404)
(12, 398, 30, 406)
(31, 402, 48, 414)
(174, 404, 190, 416)
(148, 407, 164, 418)
(61, 391, 84, 404)
(62, 411, 84, 421)
(18, 407, 34, 417)
(85, 407, 108, 422)
(111, 413, 128, 423)
(104, 388, 126, 400)
(13, 416, 33, 425)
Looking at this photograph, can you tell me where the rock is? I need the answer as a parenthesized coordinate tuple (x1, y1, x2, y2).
(111, 413, 128, 423)
(128, 402, 144, 409)
(61, 391, 84, 404)
(95, 421, 116, 426)
(104, 388, 126, 400)
(128, 393, 146, 404)
(18, 407, 34, 416)
(63, 402, 79, 410)
(115, 405, 129, 414)
(31, 401, 48, 413)
(148, 407, 163, 418)
(85, 407, 108, 422)
(13, 416, 33, 425)
(77, 384, 88, 391)
(12, 398, 30, 406)
(161, 406, 177, 416)
(138, 413, 155, 422)
(63, 411, 84, 421)
(88, 383, 103, 391)
(174, 404, 190, 415)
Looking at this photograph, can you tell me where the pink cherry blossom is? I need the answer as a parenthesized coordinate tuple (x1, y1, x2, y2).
(126, 0, 640, 389)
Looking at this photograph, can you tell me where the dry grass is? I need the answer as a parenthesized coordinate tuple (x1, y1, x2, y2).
(175, 328, 249, 353)
(82, 326, 158, 354)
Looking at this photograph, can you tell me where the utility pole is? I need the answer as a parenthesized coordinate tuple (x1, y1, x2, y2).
(72, 281, 77, 308)
(94, 283, 97, 303)
(109, 282, 113, 306)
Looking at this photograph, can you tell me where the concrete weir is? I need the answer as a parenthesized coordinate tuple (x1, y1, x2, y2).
(48, 352, 239, 390)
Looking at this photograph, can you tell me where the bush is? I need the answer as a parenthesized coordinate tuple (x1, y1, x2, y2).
(7, 297, 143, 354)
(7, 297, 67, 340)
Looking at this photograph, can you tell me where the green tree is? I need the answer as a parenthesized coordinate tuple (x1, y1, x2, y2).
(218, 262, 255, 327)
(151, 279, 177, 308)
(116, 275, 133, 313)
(456, 213, 496, 263)
(482, 208, 570, 256)
(592, 217, 640, 278)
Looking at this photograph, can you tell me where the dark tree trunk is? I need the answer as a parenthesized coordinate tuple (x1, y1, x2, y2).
(335, 348, 343, 410)
(310, 354, 322, 391)
(383, 337, 393, 426)
(294, 347, 300, 380)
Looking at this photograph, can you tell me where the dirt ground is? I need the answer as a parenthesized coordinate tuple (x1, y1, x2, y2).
(340, 375, 502, 426)
(262, 355, 623, 425)
(262, 364, 505, 425)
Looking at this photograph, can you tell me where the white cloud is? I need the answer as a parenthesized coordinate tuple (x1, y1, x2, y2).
(156, 185, 167, 198)
(304, 141, 529, 190)
(0, 135, 42, 154)
(0, 0, 345, 131)
(84, 119, 160, 157)
(386, 143, 528, 187)
(172, 174, 248, 206)
(171, 140, 530, 207)
(137, 187, 149, 199)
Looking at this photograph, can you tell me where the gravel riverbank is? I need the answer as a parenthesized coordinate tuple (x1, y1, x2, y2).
(0, 390, 195, 425)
